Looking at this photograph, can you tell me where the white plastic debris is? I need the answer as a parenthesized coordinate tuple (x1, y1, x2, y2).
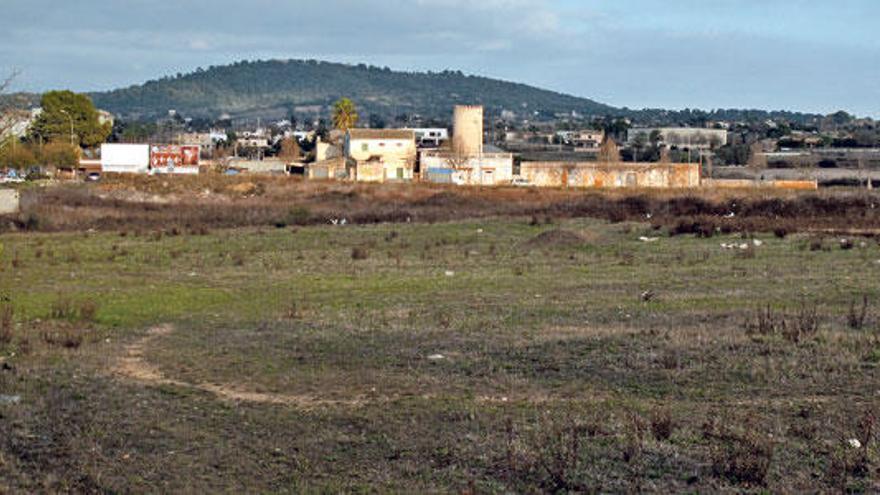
(739, 243, 750, 250)
(477, 228, 484, 234)
(639, 236, 659, 243)
(444, 271, 455, 277)
(427, 354, 446, 361)
(849, 438, 862, 449)
(725, 212, 736, 218)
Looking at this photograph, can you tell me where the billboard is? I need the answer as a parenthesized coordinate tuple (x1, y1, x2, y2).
(101, 144, 151, 174)
(150, 145, 200, 174)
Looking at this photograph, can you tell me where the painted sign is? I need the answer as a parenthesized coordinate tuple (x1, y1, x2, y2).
(150, 145, 200, 174)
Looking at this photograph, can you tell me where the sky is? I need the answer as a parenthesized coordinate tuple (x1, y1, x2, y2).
(2, 0, 879, 117)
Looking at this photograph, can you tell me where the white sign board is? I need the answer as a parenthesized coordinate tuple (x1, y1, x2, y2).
(0, 189, 19, 215)
(101, 144, 150, 174)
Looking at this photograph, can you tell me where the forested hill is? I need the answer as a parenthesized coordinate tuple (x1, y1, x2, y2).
(90, 59, 616, 122)
(87, 59, 826, 125)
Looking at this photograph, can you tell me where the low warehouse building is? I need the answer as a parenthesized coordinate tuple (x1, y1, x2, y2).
(519, 162, 701, 188)
(420, 151, 515, 186)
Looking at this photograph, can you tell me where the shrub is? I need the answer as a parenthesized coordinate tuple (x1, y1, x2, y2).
(745, 305, 785, 337)
(49, 297, 99, 322)
(650, 409, 675, 442)
(0, 304, 13, 345)
(508, 414, 603, 493)
(670, 217, 716, 238)
(351, 246, 369, 261)
(786, 301, 820, 343)
(848, 295, 869, 330)
(711, 432, 774, 486)
(50, 297, 75, 320)
(773, 227, 788, 239)
(78, 299, 99, 323)
(285, 206, 311, 226)
(41, 325, 83, 349)
(283, 301, 303, 320)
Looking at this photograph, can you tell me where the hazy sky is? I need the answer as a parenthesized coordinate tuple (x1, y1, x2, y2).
(2, 0, 878, 116)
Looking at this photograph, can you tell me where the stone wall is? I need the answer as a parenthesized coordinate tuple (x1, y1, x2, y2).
(520, 162, 701, 189)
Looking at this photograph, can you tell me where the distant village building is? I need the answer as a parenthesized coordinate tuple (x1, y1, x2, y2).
(0, 108, 41, 141)
(176, 129, 228, 157)
(421, 105, 514, 186)
(555, 129, 605, 148)
(407, 128, 449, 148)
(627, 127, 729, 150)
(344, 129, 417, 182)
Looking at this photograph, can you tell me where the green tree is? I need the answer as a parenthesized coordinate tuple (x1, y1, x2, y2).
(631, 132, 648, 162)
(29, 90, 111, 148)
(332, 98, 359, 132)
(0, 142, 37, 169)
(39, 141, 80, 168)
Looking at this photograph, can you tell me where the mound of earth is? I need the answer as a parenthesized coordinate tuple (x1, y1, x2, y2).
(522, 229, 585, 249)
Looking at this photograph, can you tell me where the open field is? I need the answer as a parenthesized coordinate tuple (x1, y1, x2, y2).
(2, 199, 880, 492)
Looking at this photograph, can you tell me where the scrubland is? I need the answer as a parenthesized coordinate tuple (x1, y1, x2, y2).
(1, 177, 879, 492)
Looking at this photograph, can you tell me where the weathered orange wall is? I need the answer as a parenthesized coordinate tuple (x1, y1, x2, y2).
(702, 179, 818, 190)
(520, 162, 701, 189)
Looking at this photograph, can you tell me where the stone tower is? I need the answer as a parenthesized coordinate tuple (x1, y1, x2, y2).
(453, 105, 483, 157)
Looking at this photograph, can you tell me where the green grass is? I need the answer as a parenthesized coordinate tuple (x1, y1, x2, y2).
(1, 217, 879, 492)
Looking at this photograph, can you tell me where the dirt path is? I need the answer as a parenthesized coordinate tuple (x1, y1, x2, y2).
(112, 324, 368, 409)
(113, 324, 612, 409)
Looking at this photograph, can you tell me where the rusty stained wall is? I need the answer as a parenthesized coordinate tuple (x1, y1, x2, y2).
(702, 179, 818, 190)
(354, 161, 386, 183)
(520, 162, 700, 189)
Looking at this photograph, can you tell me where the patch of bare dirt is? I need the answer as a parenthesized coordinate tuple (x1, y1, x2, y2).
(522, 229, 586, 250)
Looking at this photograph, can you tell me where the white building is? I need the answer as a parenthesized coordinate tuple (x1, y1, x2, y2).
(101, 144, 150, 174)
(344, 129, 417, 182)
(406, 128, 449, 147)
(420, 150, 514, 186)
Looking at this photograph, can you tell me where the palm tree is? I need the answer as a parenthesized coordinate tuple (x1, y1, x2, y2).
(332, 98, 359, 132)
